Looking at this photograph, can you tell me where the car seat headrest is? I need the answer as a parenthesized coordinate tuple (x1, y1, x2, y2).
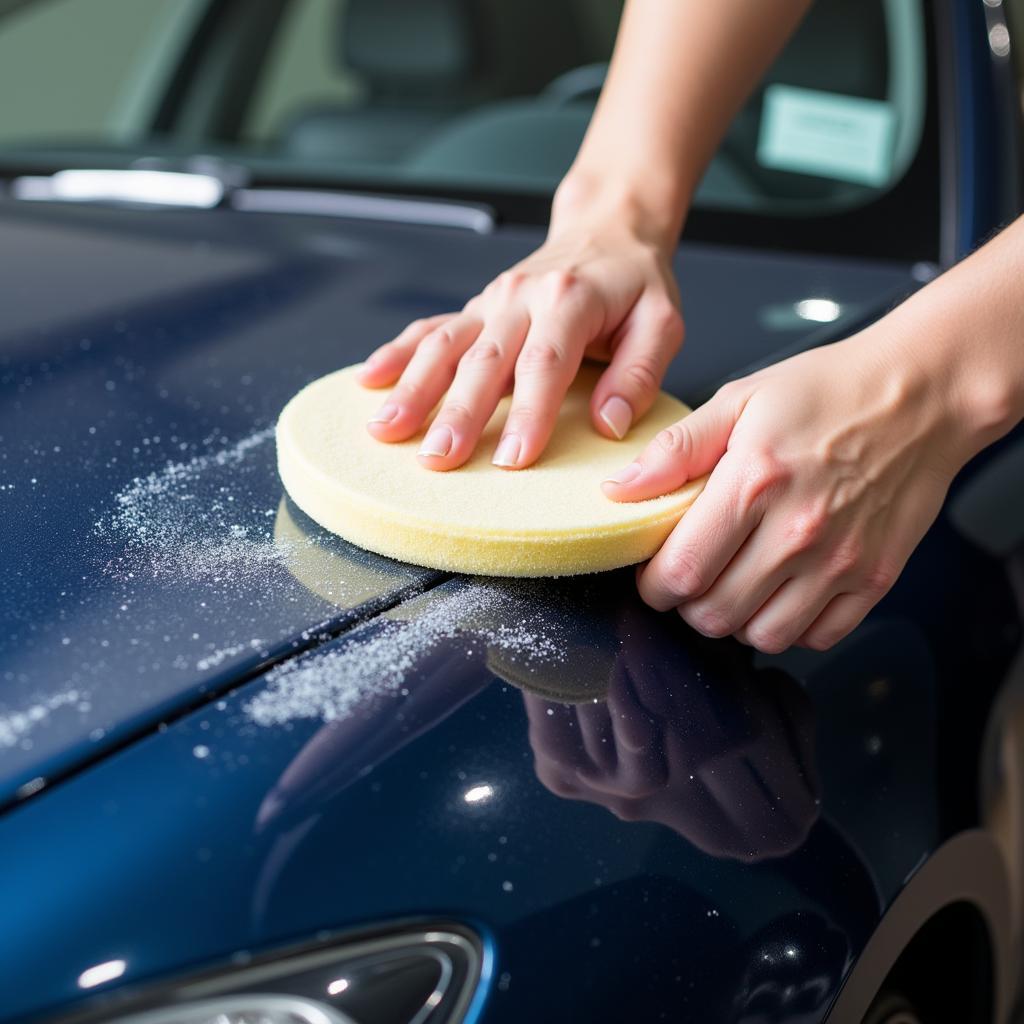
(341, 0, 481, 97)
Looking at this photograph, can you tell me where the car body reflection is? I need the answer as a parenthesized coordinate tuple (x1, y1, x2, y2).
(267, 499, 821, 868)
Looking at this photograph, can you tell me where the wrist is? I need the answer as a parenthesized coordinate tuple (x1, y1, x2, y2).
(869, 298, 1022, 470)
(550, 167, 686, 257)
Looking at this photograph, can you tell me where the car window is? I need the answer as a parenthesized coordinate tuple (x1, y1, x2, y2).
(0, 0, 937, 260)
(228, 0, 925, 215)
(0, 0, 205, 145)
(244, 0, 364, 144)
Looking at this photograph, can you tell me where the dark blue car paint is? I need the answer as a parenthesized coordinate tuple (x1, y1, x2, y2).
(2, 2, 1023, 1021)
(0, 521, 1019, 1021)
(0, 199, 920, 809)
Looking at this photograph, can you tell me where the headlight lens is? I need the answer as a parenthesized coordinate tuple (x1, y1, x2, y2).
(58, 926, 484, 1024)
(109, 995, 355, 1024)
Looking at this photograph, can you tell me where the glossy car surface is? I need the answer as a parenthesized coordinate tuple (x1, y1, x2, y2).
(0, 0, 1022, 1022)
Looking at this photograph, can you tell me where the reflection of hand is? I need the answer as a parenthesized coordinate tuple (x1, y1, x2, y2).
(525, 610, 819, 861)
(356, 216, 682, 471)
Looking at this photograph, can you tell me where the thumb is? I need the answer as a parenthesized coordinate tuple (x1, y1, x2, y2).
(601, 383, 746, 502)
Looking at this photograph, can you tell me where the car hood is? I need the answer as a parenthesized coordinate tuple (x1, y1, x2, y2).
(0, 195, 922, 808)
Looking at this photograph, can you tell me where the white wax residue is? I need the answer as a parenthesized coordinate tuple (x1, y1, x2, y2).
(0, 689, 85, 749)
(196, 638, 267, 672)
(94, 427, 304, 588)
(244, 581, 568, 727)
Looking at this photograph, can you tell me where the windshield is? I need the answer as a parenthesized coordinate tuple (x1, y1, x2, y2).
(0, 0, 938, 259)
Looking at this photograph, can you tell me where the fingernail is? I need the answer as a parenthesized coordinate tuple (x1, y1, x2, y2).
(419, 424, 453, 458)
(492, 433, 521, 468)
(368, 402, 399, 425)
(599, 395, 633, 440)
(603, 461, 643, 486)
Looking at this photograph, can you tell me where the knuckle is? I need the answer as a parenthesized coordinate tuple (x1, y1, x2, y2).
(504, 403, 540, 429)
(714, 378, 746, 404)
(518, 341, 566, 373)
(654, 423, 690, 458)
(392, 379, 423, 403)
(652, 302, 684, 339)
(438, 400, 474, 425)
(682, 602, 733, 639)
(826, 537, 863, 578)
(496, 269, 526, 293)
(802, 628, 841, 652)
(464, 339, 503, 364)
(421, 326, 456, 355)
(738, 451, 787, 512)
(661, 544, 707, 599)
(782, 507, 828, 554)
(746, 624, 790, 655)
(621, 354, 663, 398)
(862, 560, 899, 596)
(544, 268, 579, 297)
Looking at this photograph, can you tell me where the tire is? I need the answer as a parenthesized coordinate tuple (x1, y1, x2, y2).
(861, 990, 924, 1024)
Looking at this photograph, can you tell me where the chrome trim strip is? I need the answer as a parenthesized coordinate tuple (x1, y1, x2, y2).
(231, 187, 495, 234)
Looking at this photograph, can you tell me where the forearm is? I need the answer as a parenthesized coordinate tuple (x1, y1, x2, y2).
(880, 215, 1024, 465)
(552, 0, 813, 250)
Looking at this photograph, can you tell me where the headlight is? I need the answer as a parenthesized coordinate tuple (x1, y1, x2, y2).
(110, 995, 355, 1024)
(57, 925, 485, 1024)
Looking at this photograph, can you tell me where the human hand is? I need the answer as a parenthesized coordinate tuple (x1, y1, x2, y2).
(602, 326, 979, 653)
(356, 218, 683, 471)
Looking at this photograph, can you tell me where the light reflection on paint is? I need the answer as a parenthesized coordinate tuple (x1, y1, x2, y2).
(463, 784, 494, 804)
(794, 298, 842, 323)
(77, 959, 126, 989)
(989, 23, 1011, 58)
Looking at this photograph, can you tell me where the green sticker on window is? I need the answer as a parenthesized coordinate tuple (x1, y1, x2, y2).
(757, 84, 896, 186)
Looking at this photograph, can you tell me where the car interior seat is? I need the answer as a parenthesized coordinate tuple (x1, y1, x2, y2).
(281, 0, 590, 166)
(405, 0, 897, 209)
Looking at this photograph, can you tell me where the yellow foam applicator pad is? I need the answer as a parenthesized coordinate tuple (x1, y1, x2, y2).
(276, 362, 704, 577)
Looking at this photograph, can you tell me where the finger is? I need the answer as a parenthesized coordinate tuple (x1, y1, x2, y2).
(418, 313, 529, 470)
(357, 313, 457, 388)
(677, 524, 792, 641)
(601, 381, 748, 502)
(733, 577, 839, 654)
(636, 453, 768, 611)
(590, 296, 683, 440)
(797, 591, 877, 651)
(490, 304, 594, 469)
(366, 315, 482, 441)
